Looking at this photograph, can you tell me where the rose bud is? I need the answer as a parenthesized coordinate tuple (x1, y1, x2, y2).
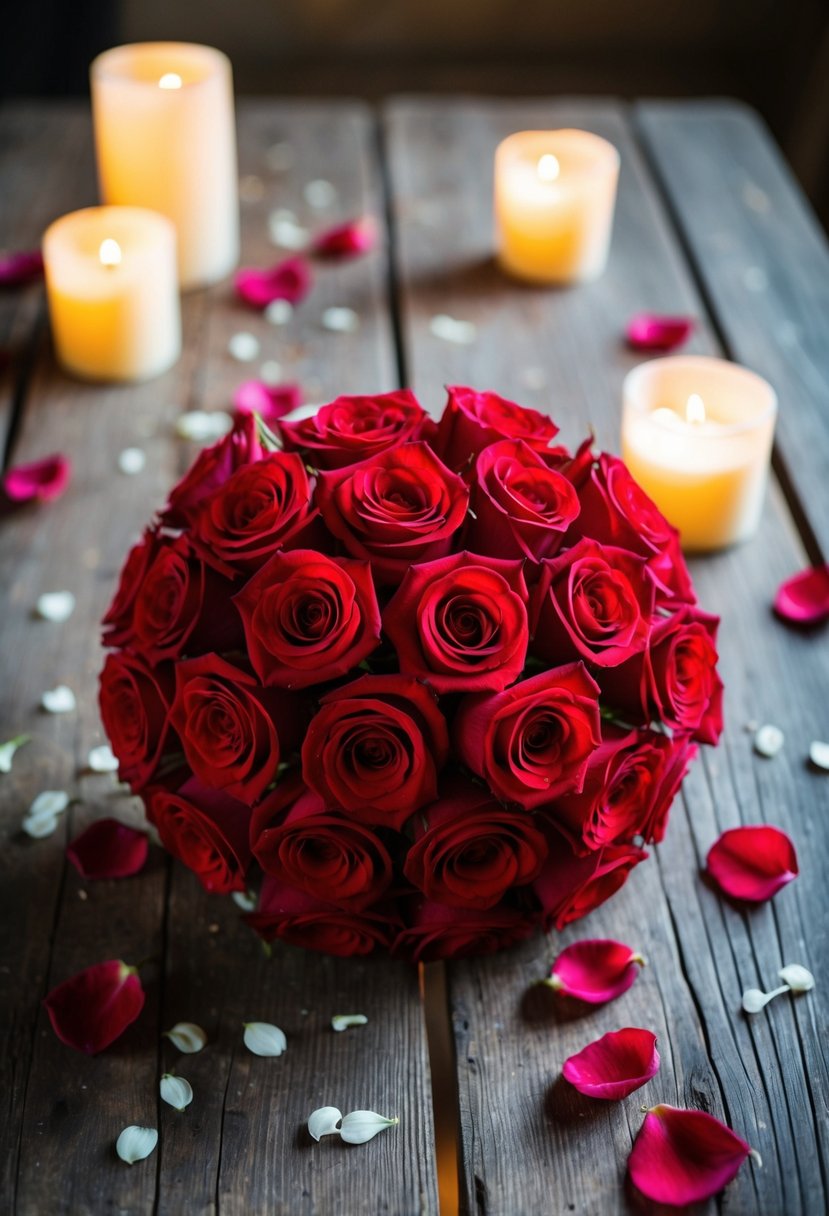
(533, 824, 646, 930)
(149, 779, 252, 894)
(44, 960, 144, 1054)
(244, 876, 398, 957)
(280, 390, 436, 470)
(434, 385, 560, 473)
(392, 897, 536, 962)
(98, 652, 176, 791)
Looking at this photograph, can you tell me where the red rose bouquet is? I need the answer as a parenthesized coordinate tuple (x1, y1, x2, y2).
(100, 386, 723, 961)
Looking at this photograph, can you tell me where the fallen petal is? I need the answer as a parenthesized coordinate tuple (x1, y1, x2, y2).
(235, 256, 312, 310)
(545, 939, 646, 1004)
(321, 306, 359, 333)
(164, 1022, 207, 1053)
(269, 215, 310, 250)
(628, 1105, 753, 1205)
(66, 818, 148, 879)
(304, 179, 338, 209)
(308, 1106, 343, 1141)
(4, 454, 71, 504)
(339, 1110, 399, 1145)
(0, 733, 29, 773)
(773, 564, 829, 626)
(22, 813, 60, 838)
(243, 1021, 287, 1056)
(160, 1074, 193, 1111)
(332, 1014, 368, 1033)
(779, 963, 815, 993)
(741, 986, 778, 1014)
(809, 741, 829, 771)
(175, 410, 234, 442)
(313, 217, 377, 258)
(116, 1125, 158, 1165)
(707, 825, 798, 902)
(0, 249, 43, 287)
(88, 744, 119, 773)
(562, 1028, 659, 1100)
(228, 332, 261, 362)
(264, 298, 294, 326)
(35, 591, 75, 622)
(44, 959, 144, 1054)
(28, 789, 70, 820)
(41, 684, 76, 714)
(233, 380, 302, 428)
(118, 447, 146, 475)
(626, 313, 695, 352)
(430, 314, 477, 344)
(753, 724, 784, 758)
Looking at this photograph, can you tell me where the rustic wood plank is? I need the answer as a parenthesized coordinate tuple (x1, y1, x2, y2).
(386, 96, 829, 1215)
(635, 99, 829, 560)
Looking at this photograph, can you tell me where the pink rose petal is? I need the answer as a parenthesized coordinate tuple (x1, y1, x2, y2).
(312, 217, 377, 258)
(626, 313, 695, 352)
(66, 818, 149, 880)
(233, 379, 302, 425)
(562, 1027, 659, 1099)
(773, 564, 829, 627)
(546, 938, 645, 1004)
(4, 454, 71, 503)
(0, 249, 44, 288)
(706, 824, 798, 902)
(43, 959, 145, 1054)
(628, 1105, 752, 1205)
(234, 255, 312, 309)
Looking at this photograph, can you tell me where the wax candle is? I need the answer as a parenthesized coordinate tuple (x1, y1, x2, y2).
(494, 129, 620, 285)
(91, 42, 239, 290)
(621, 356, 777, 551)
(43, 206, 181, 382)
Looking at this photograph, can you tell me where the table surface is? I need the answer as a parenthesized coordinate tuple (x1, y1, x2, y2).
(1, 96, 827, 1216)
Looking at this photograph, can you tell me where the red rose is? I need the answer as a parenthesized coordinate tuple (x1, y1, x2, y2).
(99, 652, 175, 790)
(466, 439, 580, 563)
(301, 674, 448, 827)
(102, 527, 163, 649)
(641, 737, 697, 844)
(393, 898, 536, 962)
(383, 552, 529, 694)
(533, 826, 646, 930)
(150, 779, 251, 894)
(279, 390, 437, 470)
(403, 779, 548, 909)
(530, 538, 655, 669)
(170, 654, 299, 805)
(244, 876, 398, 956)
(190, 451, 320, 578)
(434, 385, 560, 472)
(233, 549, 381, 689)
(250, 776, 393, 910)
(162, 412, 264, 528)
(454, 662, 601, 808)
(315, 442, 469, 584)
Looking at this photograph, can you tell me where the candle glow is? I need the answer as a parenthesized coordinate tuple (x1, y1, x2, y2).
(98, 238, 122, 268)
(158, 72, 183, 90)
(537, 153, 560, 183)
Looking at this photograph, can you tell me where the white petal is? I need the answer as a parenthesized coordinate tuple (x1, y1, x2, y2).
(232, 889, 257, 912)
(118, 447, 146, 475)
(164, 1022, 207, 1053)
(88, 744, 119, 773)
(35, 591, 75, 622)
(779, 963, 815, 993)
(116, 1125, 158, 1165)
(228, 332, 261, 363)
(429, 314, 477, 345)
(160, 1074, 193, 1111)
(260, 360, 282, 386)
(22, 813, 59, 839)
(243, 1021, 287, 1056)
(265, 299, 293, 326)
(331, 1014, 368, 1033)
(308, 1106, 343, 1141)
(0, 734, 29, 773)
(808, 741, 829, 771)
(29, 789, 70, 820)
(753, 724, 784, 758)
(339, 1110, 399, 1145)
(321, 307, 359, 333)
(176, 411, 234, 443)
(269, 217, 309, 250)
(304, 179, 337, 209)
(741, 987, 773, 1013)
(41, 685, 76, 714)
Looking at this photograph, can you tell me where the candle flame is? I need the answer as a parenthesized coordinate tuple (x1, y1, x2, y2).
(159, 72, 183, 90)
(99, 239, 122, 268)
(537, 154, 561, 183)
(686, 393, 706, 425)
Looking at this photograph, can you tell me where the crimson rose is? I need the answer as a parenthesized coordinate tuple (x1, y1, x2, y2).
(99, 651, 175, 790)
(162, 412, 263, 528)
(434, 385, 560, 472)
(149, 778, 251, 894)
(101, 527, 163, 650)
(245, 877, 398, 956)
(279, 390, 437, 470)
(393, 898, 536, 962)
(533, 826, 646, 930)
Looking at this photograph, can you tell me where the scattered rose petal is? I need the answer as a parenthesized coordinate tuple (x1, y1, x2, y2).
(562, 1028, 660, 1100)
(264, 143, 294, 173)
(228, 332, 261, 362)
(265, 299, 294, 326)
(118, 447, 146, 475)
(430, 314, 477, 344)
(0, 249, 43, 287)
(313, 217, 377, 258)
(0, 733, 29, 773)
(753, 724, 784, 758)
(260, 359, 283, 386)
(232, 889, 257, 912)
(706, 825, 798, 902)
(4, 454, 71, 504)
(628, 1105, 754, 1205)
(164, 1022, 207, 1053)
(308, 1106, 343, 1141)
(175, 410, 234, 442)
(88, 744, 119, 773)
(116, 1125, 158, 1165)
(160, 1074, 193, 1111)
(28, 789, 70, 821)
(22, 812, 60, 838)
(339, 1110, 399, 1145)
(544, 939, 646, 1004)
(304, 179, 338, 209)
(35, 591, 75, 622)
(626, 313, 695, 352)
(66, 818, 148, 879)
(243, 1021, 287, 1056)
(779, 963, 815, 992)
(773, 564, 829, 626)
(233, 379, 302, 425)
(321, 306, 360, 333)
(741, 985, 783, 1014)
(808, 741, 829, 771)
(44, 959, 144, 1054)
(332, 1014, 368, 1033)
(234, 256, 312, 310)
(269, 215, 310, 251)
(41, 684, 76, 714)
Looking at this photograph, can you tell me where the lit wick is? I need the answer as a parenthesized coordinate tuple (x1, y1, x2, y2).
(159, 73, 183, 90)
(99, 239, 122, 269)
(537, 154, 561, 183)
(686, 393, 706, 425)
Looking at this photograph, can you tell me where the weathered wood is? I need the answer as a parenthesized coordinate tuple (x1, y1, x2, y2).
(635, 100, 829, 561)
(386, 96, 828, 1215)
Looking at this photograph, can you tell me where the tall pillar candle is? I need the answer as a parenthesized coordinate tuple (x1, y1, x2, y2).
(91, 42, 239, 290)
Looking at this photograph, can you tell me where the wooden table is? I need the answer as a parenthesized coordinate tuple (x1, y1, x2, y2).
(1, 97, 827, 1216)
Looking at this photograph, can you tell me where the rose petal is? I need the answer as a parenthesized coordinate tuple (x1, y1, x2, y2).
(28, 789, 70, 820)
(773, 564, 829, 626)
(22, 813, 60, 838)
(339, 1110, 399, 1145)
(430, 314, 477, 344)
(753, 724, 784, 758)
(545, 939, 646, 1004)
(164, 1021, 207, 1053)
(808, 740, 829, 771)
(243, 1021, 287, 1056)
(308, 1106, 343, 1141)
(779, 963, 815, 993)
(66, 818, 148, 879)
(160, 1074, 193, 1111)
(0, 733, 29, 773)
(235, 256, 312, 310)
(628, 1105, 753, 1205)
(331, 1014, 368, 1033)
(312, 217, 377, 258)
(304, 179, 338, 209)
(4, 454, 71, 503)
(40, 684, 76, 714)
(88, 744, 119, 773)
(706, 825, 798, 902)
(625, 313, 695, 352)
(43, 959, 145, 1054)
(265, 299, 293, 326)
(269, 215, 310, 250)
(35, 591, 75, 622)
(118, 447, 146, 475)
(116, 1125, 158, 1165)
(321, 306, 359, 333)
(228, 332, 261, 362)
(0, 249, 43, 287)
(233, 379, 302, 426)
(562, 1027, 660, 1099)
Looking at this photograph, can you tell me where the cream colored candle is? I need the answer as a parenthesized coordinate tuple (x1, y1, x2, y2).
(43, 206, 181, 382)
(621, 356, 777, 552)
(91, 42, 239, 290)
(494, 130, 620, 284)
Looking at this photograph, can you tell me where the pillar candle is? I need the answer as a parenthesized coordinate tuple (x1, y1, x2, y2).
(91, 42, 239, 290)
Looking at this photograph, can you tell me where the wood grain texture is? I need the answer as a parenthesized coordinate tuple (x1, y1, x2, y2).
(385, 96, 828, 1215)
(635, 99, 829, 560)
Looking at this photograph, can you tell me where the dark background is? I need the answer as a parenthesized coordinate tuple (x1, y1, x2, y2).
(2, 0, 828, 225)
